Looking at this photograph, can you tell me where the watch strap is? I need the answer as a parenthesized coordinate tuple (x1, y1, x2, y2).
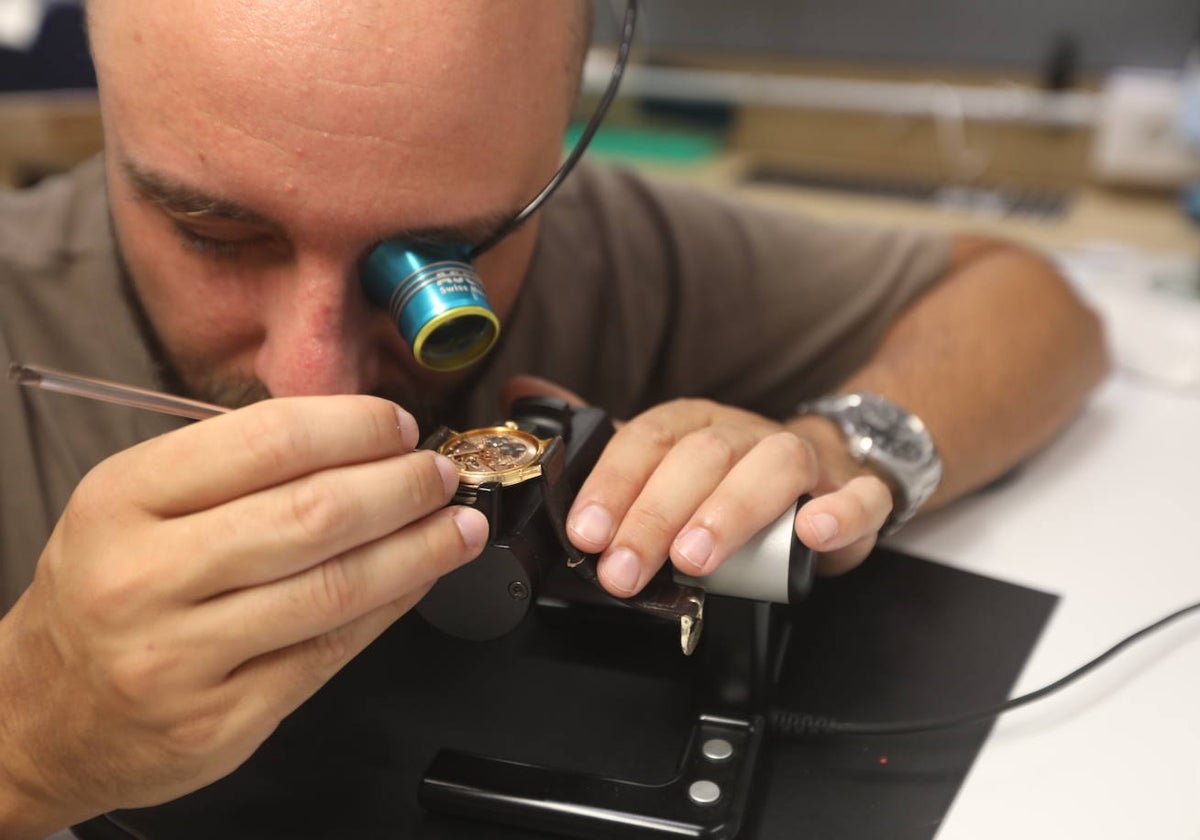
(539, 453, 705, 655)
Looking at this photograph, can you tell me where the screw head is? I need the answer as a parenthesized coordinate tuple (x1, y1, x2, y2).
(508, 581, 529, 600)
(688, 780, 721, 805)
(701, 738, 734, 762)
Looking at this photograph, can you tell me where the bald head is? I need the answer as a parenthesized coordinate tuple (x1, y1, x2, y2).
(84, 0, 596, 404)
(85, 0, 591, 109)
(87, 0, 588, 177)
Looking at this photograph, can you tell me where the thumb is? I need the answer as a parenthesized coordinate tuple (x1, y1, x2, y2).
(500, 375, 590, 413)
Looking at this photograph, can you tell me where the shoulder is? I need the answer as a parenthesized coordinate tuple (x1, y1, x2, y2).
(0, 156, 111, 277)
(529, 160, 761, 301)
(540, 160, 950, 281)
(0, 155, 136, 381)
(533, 161, 673, 270)
(0, 155, 161, 392)
(538, 160, 743, 250)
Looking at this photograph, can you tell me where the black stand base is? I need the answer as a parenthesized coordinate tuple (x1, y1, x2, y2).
(420, 713, 763, 840)
(419, 596, 782, 839)
(72, 548, 1058, 840)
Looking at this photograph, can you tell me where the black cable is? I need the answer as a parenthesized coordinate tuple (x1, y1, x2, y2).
(469, 0, 638, 258)
(770, 597, 1200, 739)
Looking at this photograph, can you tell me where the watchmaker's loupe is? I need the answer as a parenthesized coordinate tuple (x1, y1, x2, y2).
(358, 0, 638, 371)
(360, 242, 499, 371)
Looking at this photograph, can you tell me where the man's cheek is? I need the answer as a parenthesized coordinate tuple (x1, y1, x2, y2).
(116, 227, 259, 359)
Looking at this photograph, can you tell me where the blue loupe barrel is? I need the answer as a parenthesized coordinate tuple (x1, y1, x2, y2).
(361, 240, 500, 371)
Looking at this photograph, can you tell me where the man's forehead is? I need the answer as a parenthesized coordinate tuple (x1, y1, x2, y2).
(118, 153, 516, 247)
(89, 1, 584, 148)
(89, 0, 586, 236)
(88, 0, 584, 75)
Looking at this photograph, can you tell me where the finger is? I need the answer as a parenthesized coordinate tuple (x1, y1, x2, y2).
(594, 423, 765, 595)
(815, 533, 878, 576)
(122, 396, 418, 517)
(189, 504, 488, 673)
(500, 375, 589, 412)
(670, 432, 818, 576)
(170, 449, 460, 598)
(794, 475, 892, 553)
(566, 400, 774, 554)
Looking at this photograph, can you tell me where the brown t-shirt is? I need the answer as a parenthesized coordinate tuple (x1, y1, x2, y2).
(0, 156, 948, 612)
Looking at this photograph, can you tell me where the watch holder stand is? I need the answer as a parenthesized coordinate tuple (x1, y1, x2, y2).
(415, 398, 814, 839)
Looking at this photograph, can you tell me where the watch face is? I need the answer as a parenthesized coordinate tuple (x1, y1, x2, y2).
(851, 396, 931, 462)
(802, 392, 941, 534)
(438, 425, 544, 486)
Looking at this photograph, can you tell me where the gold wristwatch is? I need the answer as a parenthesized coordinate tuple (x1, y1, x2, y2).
(436, 421, 552, 491)
(424, 413, 706, 655)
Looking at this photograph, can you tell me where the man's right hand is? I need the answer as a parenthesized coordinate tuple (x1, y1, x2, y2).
(0, 395, 487, 838)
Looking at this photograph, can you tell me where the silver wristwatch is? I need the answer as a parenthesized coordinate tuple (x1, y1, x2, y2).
(795, 392, 943, 536)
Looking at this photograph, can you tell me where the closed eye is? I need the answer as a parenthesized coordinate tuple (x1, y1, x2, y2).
(165, 212, 283, 261)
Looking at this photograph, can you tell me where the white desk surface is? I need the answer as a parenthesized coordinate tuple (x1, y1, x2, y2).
(890, 373, 1200, 840)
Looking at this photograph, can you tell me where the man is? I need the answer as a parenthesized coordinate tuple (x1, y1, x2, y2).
(0, 1, 1108, 836)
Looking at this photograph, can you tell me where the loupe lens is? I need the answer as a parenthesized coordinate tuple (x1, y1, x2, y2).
(361, 241, 501, 371)
(420, 313, 498, 365)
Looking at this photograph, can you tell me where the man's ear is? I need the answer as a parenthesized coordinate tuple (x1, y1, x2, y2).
(500, 375, 589, 413)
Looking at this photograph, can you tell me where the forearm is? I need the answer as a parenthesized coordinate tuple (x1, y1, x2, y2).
(0, 603, 74, 840)
(804, 234, 1110, 509)
(0, 783, 61, 840)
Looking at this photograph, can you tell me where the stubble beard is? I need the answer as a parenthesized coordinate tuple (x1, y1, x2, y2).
(112, 241, 272, 409)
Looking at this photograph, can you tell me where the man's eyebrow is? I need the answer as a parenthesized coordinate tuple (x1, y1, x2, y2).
(119, 155, 516, 246)
(391, 208, 514, 250)
(120, 157, 274, 225)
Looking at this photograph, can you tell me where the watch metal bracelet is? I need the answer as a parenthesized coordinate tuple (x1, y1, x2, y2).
(794, 391, 942, 538)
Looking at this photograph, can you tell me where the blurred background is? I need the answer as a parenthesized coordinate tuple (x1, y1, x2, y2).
(3, 0, 1199, 390)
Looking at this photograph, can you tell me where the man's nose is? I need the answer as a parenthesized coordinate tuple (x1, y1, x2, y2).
(253, 257, 380, 397)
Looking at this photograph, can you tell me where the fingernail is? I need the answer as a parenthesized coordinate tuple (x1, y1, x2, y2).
(674, 527, 715, 573)
(568, 504, 613, 548)
(395, 407, 418, 449)
(449, 507, 489, 553)
(600, 548, 641, 595)
(808, 512, 839, 545)
(434, 454, 461, 496)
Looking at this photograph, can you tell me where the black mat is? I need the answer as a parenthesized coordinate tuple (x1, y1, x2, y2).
(77, 548, 1057, 840)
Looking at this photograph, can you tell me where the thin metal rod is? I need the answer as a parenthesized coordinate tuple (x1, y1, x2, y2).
(9, 363, 227, 421)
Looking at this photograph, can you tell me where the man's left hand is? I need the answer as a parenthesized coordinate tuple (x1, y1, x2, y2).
(503, 376, 894, 595)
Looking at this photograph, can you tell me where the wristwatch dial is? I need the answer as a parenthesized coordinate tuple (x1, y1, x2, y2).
(438, 422, 547, 486)
(853, 396, 933, 463)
